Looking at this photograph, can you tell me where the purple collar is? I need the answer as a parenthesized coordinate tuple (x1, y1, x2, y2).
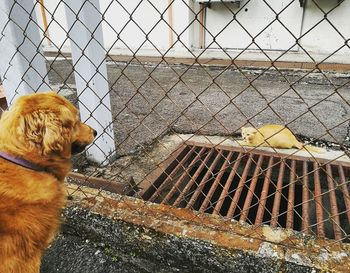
(0, 151, 47, 172)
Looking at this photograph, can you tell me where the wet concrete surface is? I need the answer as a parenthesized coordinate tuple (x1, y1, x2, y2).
(47, 58, 350, 158)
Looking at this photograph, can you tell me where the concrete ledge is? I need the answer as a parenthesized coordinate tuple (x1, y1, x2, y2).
(42, 183, 350, 272)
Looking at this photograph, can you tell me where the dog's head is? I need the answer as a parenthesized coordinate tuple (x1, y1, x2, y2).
(0, 92, 96, 159)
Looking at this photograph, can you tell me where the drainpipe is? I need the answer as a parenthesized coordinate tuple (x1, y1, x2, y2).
(168, 0, 174, 48)
(198, 3, 205, 49)
(39, 0, 51, 46)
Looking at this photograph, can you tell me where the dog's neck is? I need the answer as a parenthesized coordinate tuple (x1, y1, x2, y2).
(0, 151, 48, 172)
(0, 149, 71, 181)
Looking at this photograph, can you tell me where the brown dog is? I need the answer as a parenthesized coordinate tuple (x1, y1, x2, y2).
(0, 92, 96, 273)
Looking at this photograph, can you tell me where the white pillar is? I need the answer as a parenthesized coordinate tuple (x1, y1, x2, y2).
(65, 0, 116, 165)
(0, 0, 50, 104)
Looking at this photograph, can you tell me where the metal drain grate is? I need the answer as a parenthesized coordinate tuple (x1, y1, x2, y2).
(138, 142, 350, 242)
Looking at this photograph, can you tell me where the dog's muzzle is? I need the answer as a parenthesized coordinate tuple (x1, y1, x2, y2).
(71, 142, 89, 155)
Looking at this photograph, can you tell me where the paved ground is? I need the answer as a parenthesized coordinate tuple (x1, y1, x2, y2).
(47, 58, 350, 159)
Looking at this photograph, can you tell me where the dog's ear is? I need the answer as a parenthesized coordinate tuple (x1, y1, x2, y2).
(21, 110, 72, 156)
(43, 120, 67, 156)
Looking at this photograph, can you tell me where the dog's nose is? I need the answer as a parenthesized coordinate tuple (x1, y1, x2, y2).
(93, 129, 97, 137)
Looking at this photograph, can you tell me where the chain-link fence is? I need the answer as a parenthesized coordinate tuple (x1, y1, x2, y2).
(1, 0, 350, 271)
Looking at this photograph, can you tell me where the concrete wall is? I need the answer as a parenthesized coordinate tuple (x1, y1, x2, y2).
(36, 0, 350, 63)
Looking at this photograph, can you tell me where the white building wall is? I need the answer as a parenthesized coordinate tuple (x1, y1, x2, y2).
(301, 0, 350, 57)
(36, 0, 350, 64)
(100, 0, 169, 53)
(204, 0, 303, 51)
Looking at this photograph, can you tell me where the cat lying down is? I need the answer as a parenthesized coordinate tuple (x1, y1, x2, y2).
(238, 124, 324, 153)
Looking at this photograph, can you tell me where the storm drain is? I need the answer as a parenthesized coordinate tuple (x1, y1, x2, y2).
(139, 142, 350, 242)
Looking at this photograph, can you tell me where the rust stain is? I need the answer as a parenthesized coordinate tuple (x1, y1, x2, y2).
(82, 197, 98, 206)
(95, 197, 265, 251)
(66, 183, 350, 272)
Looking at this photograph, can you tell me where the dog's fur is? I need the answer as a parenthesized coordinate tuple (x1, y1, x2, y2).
(0, 92, 96, 273)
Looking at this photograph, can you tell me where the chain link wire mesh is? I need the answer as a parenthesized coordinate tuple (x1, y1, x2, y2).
(1, 0, 350, 269)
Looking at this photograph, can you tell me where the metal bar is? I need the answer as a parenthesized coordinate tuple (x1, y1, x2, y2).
(286, 160, 296, 229)
(313, 162, 325, 238)
(240, 155, 264, 222)
(326, 164, 343, 240)
(148, 146, 196, 202)
(186, 150, 223, 209)
(199, 151, 234, 212)
(140, 140, 350, 242)
(213, 152, 243, 215)
(270, 160, 286, 227)
(255, 157, 274, 225)
(138, 144, 189, 199)
(162, 147, 207, 205)
(226, 155, 254, 218)
(301, 161, 310, 233)
(68, 172, 132, 194)
(338, 165, 350, 224)
(173, 148, 215, 207)
(185, 141, 350, 168)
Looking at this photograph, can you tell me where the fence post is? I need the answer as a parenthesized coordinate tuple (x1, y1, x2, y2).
(65, 0, 116, 165)
(0, 0, 50, 104)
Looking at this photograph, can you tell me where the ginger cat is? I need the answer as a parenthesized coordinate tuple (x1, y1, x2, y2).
(238, 124, 324, 153)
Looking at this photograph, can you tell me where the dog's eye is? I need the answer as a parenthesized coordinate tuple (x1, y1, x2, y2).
(63, 120, 74, 128)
